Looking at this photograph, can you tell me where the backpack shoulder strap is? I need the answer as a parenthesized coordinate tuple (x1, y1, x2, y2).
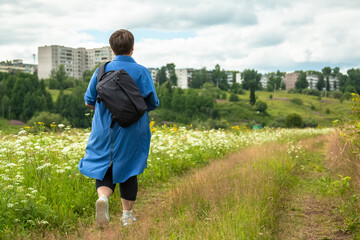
(97, 61, 111, 83)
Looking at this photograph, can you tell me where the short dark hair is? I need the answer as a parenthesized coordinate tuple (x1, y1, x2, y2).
(109, 29, 134, 55)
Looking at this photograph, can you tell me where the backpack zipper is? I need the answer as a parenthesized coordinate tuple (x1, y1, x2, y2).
(110, 127, 113, 167)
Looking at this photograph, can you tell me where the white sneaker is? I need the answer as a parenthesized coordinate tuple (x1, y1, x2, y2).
(96, 196, 109, 226)
(121, 210, 137, 226)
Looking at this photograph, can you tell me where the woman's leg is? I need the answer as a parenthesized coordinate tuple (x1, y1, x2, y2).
(95, 165, 116, 226)
(119, 175, 138, 209)
(119, 175, 138, 225)
(95, 164, 116, 196)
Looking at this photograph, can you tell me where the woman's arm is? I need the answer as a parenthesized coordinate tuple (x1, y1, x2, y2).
(85, 102, 95, 110)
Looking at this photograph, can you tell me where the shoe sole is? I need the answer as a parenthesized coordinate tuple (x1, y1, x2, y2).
(96, 199, 109, 226)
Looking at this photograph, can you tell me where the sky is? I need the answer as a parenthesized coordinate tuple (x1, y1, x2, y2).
(1, 0, 360, 73)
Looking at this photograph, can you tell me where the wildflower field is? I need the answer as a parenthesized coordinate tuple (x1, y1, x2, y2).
(0, 123, 332, 238)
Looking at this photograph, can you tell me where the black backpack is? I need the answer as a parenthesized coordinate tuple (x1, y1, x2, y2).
(96, 61, 147, 128)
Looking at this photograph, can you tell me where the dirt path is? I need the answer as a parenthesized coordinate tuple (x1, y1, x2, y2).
(277, 136, 352, 240)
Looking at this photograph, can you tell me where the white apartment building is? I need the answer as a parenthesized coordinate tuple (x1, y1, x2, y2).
(38, 45, 115, 79)
(175, 68, 193, 89)
(226, 71, 234, 86)
(306, 74, 319, 89)
(329, 76, 340, 91)
(235, 72, 242, 84)
(260, 74, 269, 89)
(148, 68, 159, 82)
(86, 47, 114, 70)
(0, 59, 37, 74)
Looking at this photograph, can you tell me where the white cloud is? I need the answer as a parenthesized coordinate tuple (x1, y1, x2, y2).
(0, 0, 360, 73)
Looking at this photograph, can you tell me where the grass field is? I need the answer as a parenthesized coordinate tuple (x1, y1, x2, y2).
(0, 124, 333, 239)
(47, 88, 73, 102)
(238, 90, 352, 126)
(0, 118, 24, 134)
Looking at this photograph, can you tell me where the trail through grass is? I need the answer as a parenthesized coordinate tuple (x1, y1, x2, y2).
(73, 134, 353, 240)
(277, 135, 351, 240)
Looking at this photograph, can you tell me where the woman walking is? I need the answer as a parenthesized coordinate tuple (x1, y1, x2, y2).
(79, 29, 159, 226)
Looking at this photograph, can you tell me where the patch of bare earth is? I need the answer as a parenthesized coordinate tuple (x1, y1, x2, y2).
(278, 135, 352, 240)
(279, 194, 350, 240)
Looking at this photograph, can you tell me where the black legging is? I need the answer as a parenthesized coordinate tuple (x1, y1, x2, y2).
(95, 164, 138, 201)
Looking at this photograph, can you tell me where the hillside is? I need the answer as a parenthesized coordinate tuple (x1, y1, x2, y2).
(150, 90, 352, 128)
(0, 88, 352, 131)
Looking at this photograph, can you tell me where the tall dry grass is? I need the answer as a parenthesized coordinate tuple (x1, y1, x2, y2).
(80, 141, 303, 240)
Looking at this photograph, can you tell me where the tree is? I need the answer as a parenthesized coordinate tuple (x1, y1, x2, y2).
(229, 93, 239, 102)
(285, 113, 303, 128)
(10, 77, 29, 118)
(295, 71, 308, 90)
(82, 70, 93, 83)
(316, 74, 325, 91)
(157, 66, 167, 86)
(322, 67, 332, 92)
(201, 82, 221, 99)
(191, 67, 210, 89)
(230, 82, 243, 94)
(212, 64, 229, 90)
(159, 81, 173, 109)
(249, 81, 256, 105)
(255, 100, 268, 113)
(241, 69, 261, 90)
(267, 71, 284, 92)
(1, 95, 10, 118)
(346, 68, 360, 93)
(333, 67, 340, 77)
(171, 88, 185, 112)
(166, 63, 177, 86)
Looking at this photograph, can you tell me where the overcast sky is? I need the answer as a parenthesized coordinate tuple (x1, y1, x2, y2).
(1, 0, 360, 73)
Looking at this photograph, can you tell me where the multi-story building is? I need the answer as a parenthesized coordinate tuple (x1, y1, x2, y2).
(286, 72, 339, 91)
(328, 76, 339, 91)
(226, 71, 234, 86)
(38, 45, 115, 79)
(260, 74, 269, 89)
(306, 74, 319, 89)
(175, 68, 193, 89)
(0, 59, 37, 74)
(235, 72, 242, 84)
(86, 47, 114, 70)
(284, 72, 299, 91)
(148, 68, 159, 82)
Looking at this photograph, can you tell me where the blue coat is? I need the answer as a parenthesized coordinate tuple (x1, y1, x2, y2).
(79, 55, 159, 183)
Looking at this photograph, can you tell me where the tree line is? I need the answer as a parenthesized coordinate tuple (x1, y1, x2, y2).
(0, 68, 92, 128)
(1, 63, 360, 128)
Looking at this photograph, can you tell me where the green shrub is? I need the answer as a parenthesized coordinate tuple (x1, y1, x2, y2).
(290, 98, 303, 105)
(268, 117, 286, 128)
(310, 104, 316, 110)
(285, 113, 303, 128)
(342, 92, 353, 101)
(303, 118, 319, 128)
(255, 100, 268, 113)
(229, 93, 239, 102)
(287, 89, 301, 94)
(332, 91, 343, 99)
(302, 89, 321, 96)
(27, 111, 70, 128)
(195, 118, 229, 129)
(325, 108, 331, 114)
(269, 94, 273, 99)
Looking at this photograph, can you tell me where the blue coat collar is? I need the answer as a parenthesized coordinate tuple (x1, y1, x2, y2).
(113, 55, 136, 63)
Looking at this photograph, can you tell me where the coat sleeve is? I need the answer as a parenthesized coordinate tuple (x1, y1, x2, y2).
(84, 68, 99, 106)
(141, 69, 160, 111)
